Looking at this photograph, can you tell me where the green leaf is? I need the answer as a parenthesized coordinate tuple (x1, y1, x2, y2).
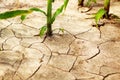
(21, 15, 26, 21)
(51, 5, 64, 24)
(39, 26, 47, 37)
(30, 7, 47, 16)
(0, 10, 32, 19)
(63, 0, 69, 10)
(95, 8, 106, 24)
(51, 0, 69, 24)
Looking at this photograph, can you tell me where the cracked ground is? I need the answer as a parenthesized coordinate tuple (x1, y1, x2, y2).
(0, 0, 120, 80)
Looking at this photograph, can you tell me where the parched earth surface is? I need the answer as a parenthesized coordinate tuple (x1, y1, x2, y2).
(0, 0, 120, 80)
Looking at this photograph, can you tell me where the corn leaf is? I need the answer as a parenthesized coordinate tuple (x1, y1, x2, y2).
(30, 7, 47, 16)
(51, 5, 64, 24)
(95, 8, 106, 24)
(39, 26, 47, 37)
(0, 10, 32, 19)
(51, 0, 69, 24)
(64, 0, 69, 10)
(21, 15, 27, 21)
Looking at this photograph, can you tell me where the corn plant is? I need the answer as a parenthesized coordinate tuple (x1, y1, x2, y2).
(94, 8, 106, 28)
(0, 0, 69, 37)
(94, 0, 110, 27)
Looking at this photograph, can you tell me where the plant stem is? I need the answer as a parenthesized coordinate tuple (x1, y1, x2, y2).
(47, 0, 52, 36)
(104, 0, 110, 18)
(78, 0, 84, 6)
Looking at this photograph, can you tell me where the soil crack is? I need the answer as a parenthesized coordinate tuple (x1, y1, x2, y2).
(103, 72, 120, 80)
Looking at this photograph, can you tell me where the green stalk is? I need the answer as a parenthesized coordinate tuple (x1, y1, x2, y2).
(104, 0, 110, 18)
(78, 0, 84, 6)
(47, 0, 52, 36)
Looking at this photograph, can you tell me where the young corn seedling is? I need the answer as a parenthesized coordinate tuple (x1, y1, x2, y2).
(94, 0, 120, 35)
(94, 0, 110, 27)
(95, 8, 106, 28)
(0, 0, 69, 37)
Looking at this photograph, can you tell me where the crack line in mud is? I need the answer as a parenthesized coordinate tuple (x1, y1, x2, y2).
(26, 65, 42, 80)
(86, 45, 100, 60)
(75, 37, 90, 42)
(0, 24, 17, 51)
(26, 55, 44, 80)
(0, 23, 13, 37)
(11, 29, 35, 39)
(10, 23, 38, 38)
(1, 36, 15, 51)
(11, 29, 23, 40)
(67, 39, 76, 55)
(86, 40, 112, 61)
(42, 42, 52, 64)
(48, 65, 69, 72)
(99, 28, 102, 38)
(1, 41, 4, 51)
(103, 72, 120, 80)
(41, 35, 47, 43)
(22, 23, 39, 30)
(75, 27, 92, 36)
(85, 70, 104, 77)
(75, 77, 97, 80)
(12, 54, 25, 79)
(81, 6, 93, 13)
(63, 29, 91, 41)
(61, 29, 76, 38)
(98, 65, 105, 75)
(26, 41, 42, 48)
(69, 56, 78, 72)
(29, 47, 43, 53)
(0, 62, 13, 67)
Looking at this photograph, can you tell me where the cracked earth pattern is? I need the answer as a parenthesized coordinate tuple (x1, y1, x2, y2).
(0, 0, 120, 80)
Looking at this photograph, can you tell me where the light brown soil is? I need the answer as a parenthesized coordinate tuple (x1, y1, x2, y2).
(0, 0, 120, 80)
